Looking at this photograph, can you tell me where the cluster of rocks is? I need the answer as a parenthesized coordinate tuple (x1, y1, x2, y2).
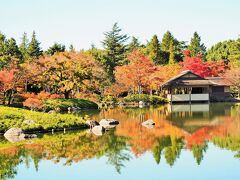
(86, 119, 119, 136)
(68, 107, 82, 113)
(4, 128, 37, 143)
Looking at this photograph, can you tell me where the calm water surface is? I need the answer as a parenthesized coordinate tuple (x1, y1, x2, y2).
(1, 103, 240, 180)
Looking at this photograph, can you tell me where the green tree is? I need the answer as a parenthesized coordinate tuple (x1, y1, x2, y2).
(206, 38, 240, 66)
(188, 32, 206, 58)
(5, 38, 22, 62)
(69, 44, 75, 52)
(0, 32, 22, 68)
(102, 23, 129, 82)
(27, 31, 42, 60)
(229, 38, 240, 66)
(161, 31, 186, 63)
(127, 36, 142, 52)
(146, 35, 162, 64)
(161, 31, 174, 52)
(46, 43, 65, 55)
(19, 32, 29, 62)
(169, 40, 175, 64)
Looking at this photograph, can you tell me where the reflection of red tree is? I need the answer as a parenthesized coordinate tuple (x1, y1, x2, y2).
(185, 127, 213, 149)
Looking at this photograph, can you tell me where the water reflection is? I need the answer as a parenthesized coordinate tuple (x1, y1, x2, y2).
(1, 103, 240, 179)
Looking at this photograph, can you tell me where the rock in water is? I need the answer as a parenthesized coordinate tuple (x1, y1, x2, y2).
(142, 119, 155, 129)
(99, 119, 119, 126)
(4, 134, 25, 143)
(86, 120, 99, 128)
(102, 124, 117, 130)
(19, 134, 37, 139)
(4, 128, 23, 136)
(92, 126, 105, 136)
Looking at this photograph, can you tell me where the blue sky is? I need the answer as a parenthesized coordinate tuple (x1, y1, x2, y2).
(0, 0, 239, 50)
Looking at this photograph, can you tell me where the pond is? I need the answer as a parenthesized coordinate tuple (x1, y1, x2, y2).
(1, 103, 240, 180)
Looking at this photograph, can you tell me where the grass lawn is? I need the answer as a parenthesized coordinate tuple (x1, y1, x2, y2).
(0, 106, 87, 134)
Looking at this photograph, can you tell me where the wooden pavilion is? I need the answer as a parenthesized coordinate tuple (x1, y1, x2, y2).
(161, 70, 231, 103)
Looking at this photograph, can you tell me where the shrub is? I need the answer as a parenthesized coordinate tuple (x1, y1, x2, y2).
(102, 95, 117, 104)
(44, 98, 98, 111)
(123, 94, 167, 104)
(21, 91, 62, 110)
(23, 98, 43, 111)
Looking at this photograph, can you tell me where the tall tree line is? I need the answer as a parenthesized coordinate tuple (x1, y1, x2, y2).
(1, 23, 239, 78)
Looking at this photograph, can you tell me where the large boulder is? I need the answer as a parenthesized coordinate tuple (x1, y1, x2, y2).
(4, 128, 24, 143)
(86, 120, 99, 128)
(4, 128, 37, 143)
(4, 128, 23, 136)
(141, 119, 155, 129)
(99, 119, 119, 126)
(92, 126, 105, 136)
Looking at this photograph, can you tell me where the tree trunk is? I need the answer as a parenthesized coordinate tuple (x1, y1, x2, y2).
(7, 90, 13, 105)
(64, 91, 70, 99)
(2, 92, 6, 105)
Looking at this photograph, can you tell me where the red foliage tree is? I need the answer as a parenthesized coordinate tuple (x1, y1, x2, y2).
(182, 50, 228, 77)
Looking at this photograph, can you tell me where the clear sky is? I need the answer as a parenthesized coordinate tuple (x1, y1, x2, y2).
(0, 0, 239, 50)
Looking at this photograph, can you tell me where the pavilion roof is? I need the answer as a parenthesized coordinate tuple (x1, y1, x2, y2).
(161, 70, 229, 88)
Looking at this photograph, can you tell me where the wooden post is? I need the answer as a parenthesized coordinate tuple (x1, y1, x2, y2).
(208, 86, 210, 104)
(189, 87, 192, 105)
(170, 87, 173, 105)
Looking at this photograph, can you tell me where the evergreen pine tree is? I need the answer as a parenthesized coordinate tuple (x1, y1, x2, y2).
(188, 32, 206, 58)
(161, 31, 174, 52)
(46, 43, 65, 55)
(5, 38, 22, 60)
(127, 36, 142, 52)
(146, 35, 162, 64)
(69, 44, 75, 52)
(0, 33, 22, 68)
(102, 23, 129, 82)
(169, 40, 175, 64)
(19, 32, 29, 62)
(27, 31, 43, 60)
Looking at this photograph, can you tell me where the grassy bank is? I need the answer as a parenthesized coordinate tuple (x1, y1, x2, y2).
(0, 106, 87, 134)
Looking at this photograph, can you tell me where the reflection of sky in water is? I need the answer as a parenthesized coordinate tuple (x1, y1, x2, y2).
(15, 143, 239, 180)
(2, 103, 240, 180)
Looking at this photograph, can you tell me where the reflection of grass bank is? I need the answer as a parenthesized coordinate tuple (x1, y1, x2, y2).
(0, 106, 87, 134)
(0, 130, 130, 179)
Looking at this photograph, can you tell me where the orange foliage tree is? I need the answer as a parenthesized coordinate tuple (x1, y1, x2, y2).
(22, 91, 61, 110)
(114, 50, 161, 95)
(224, 66, 240, 97)
(0, 64, 26, 105)
(27, 52, 107, 99)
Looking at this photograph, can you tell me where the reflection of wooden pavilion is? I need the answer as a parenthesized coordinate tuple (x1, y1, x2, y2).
(161, 70, 231, 103)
